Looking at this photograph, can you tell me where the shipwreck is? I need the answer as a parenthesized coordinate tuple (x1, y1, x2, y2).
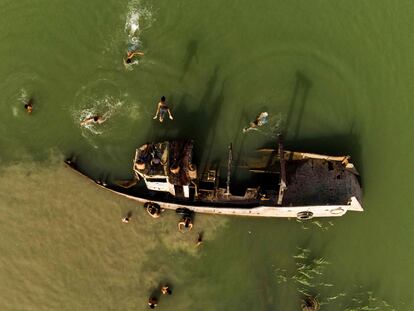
(65, 137, 363, 219)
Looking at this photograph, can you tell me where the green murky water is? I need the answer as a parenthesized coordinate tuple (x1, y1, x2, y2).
(0, 0, 413, 310)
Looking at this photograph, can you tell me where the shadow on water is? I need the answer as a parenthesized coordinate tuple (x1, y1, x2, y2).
(275, 71, 364, 185)
(238, 70, 312, 171)
(74, 67, 225, 181)
(284, 71, 312, 141)
(180, 39, 199, 81)
(232, 108, 250, 169)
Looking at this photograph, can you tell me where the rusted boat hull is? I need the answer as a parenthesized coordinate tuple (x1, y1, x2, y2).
(64, 160, 362, 219)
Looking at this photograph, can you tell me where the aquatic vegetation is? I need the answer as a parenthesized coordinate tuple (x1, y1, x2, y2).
(313, 258, 329, 266)
(293, 247, 311, 259)
(293, 275, 314, 287)
(292, 248, 329, 294)
(274, 268, 288, 284)
(274, 248, 395, 310)
(273, 247, 331, 301)
(312, 220, 323, 228)
(298, 270, 313, 279)
(343, 290, 395, 311)
(296, 218, 334, 231)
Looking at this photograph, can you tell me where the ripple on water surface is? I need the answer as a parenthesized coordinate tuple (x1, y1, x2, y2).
(72, 73, 147, 151)
(0, 69, 51, 158)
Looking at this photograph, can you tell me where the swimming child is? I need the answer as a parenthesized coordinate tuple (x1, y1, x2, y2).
(153, 96, 173, 122)
(125, 50, 144, 64)
(80, 115, 106, 126)
(243, 112, 269, 133)
(24, 99, 33, 114)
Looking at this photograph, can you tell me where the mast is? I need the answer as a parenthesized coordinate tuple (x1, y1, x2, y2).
(225, 143, 233, 195)
(277, 135, 287, 205)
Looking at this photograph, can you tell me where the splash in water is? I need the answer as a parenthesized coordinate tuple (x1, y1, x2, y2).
(9, 89, 28, 117)
(242, 112, 284, 138)
(125, 1, 153, 37)
(76, 94, 123, 136)
(0, 71, 43, 118)
(124, 1, 154, 67)
(73, 79, 124, 138)
(72, 77, 145, 149)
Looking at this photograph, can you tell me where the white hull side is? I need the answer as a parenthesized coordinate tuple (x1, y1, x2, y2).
(101, 183, 363, 218)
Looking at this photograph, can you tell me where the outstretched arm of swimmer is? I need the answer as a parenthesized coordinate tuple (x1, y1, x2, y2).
(153, 103, 161, 119)
(80, 116, 94, 126)
(127, 51, 145, 60)
(132, 51, 144, 57)
(167, 108, 173, 120)
(99, 112, 110, 123)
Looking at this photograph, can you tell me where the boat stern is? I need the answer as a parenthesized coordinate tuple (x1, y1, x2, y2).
(347, 196, 364, 212)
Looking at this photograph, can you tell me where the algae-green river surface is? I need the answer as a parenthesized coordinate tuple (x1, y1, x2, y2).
(0, 0, 413, 310)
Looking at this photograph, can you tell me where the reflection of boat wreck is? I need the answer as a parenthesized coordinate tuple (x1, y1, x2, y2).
(65, 137, 362, 219)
